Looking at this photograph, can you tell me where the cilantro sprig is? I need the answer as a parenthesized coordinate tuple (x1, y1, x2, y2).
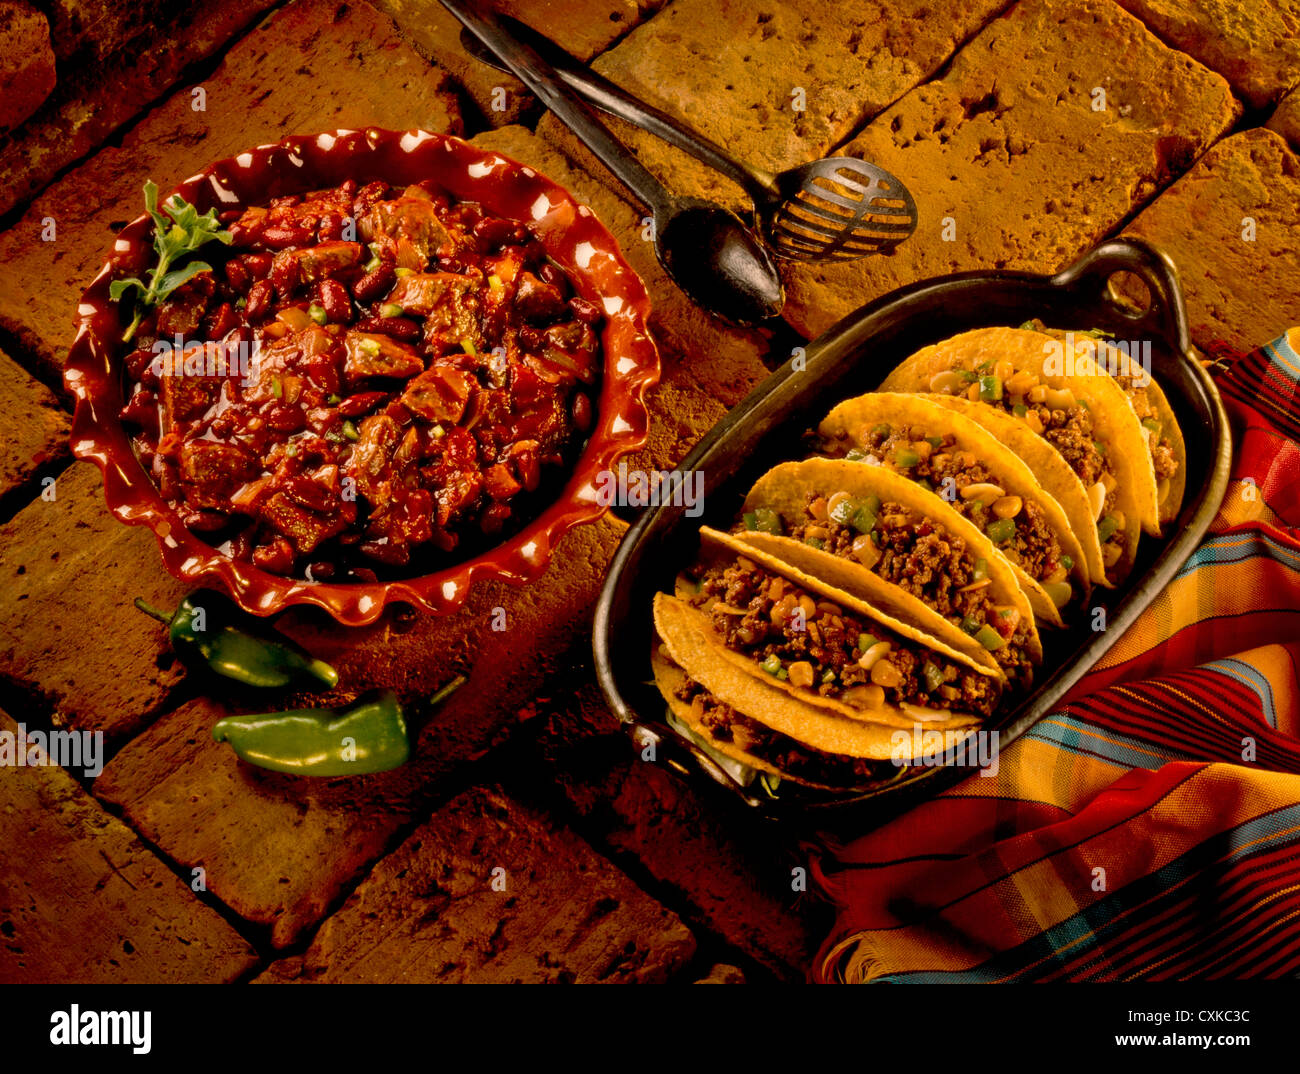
(109, 180, 233, 342)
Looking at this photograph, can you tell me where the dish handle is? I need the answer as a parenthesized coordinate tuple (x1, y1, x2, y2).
(1051, 237, 1193, 359)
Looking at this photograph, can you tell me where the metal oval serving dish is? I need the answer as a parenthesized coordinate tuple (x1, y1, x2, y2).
(593, 237, 1232, 821)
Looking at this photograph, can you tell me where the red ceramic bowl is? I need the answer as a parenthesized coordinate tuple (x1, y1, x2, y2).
(66, 128, 660, 626)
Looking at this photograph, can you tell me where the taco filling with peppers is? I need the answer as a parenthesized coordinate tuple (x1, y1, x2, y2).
(879, 326, 1155, 583)
(732, 459, 1040, 687)
(672, 548, 999, 724)
(817, 392, 1089, 625)
(652, 645, 893, 788)
(1028, 322, 1186, 527)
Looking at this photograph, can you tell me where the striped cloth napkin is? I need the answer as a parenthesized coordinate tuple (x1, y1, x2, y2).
(812, 329, 1300, 983)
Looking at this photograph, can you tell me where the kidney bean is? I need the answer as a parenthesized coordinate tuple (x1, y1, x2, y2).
(518, 324, 544, 352)
(307, 560, 336, 580)
(228, 218, 264, 245)
(569, 296, 602, 325)
(352, 181, 388, 219)
(180, 508, 229, 533)
(480, 501, 512, 535)
(262, 223, 312, 249)
(351, 263, 395, 304)
(537, 261, 569, 296)
(337, 391, 388, 418)
(125, 346, 156, 381)
(270, 194, 302, 209)
(253, 537, 295, 575)
(572, 391, 592, 432)
(204, 301, 239, 340)
(270, 253, 301, 297)
(241, 252, 273, 280)
(225, 259, 250, 293)
(318, 278, 352, 323)
(436, 256, 468, 274)
(317, 211, 345, 241)
(354, 314, 420, 342)
(472, 216, 525, 252)
(245, 278, 274, 321)
(118, 387, 155, 426)
(264, 403, 307, 433)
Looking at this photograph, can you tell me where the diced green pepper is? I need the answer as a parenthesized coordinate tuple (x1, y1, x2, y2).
(1097, 515, 1119, 542)
(863, 494, 882, 515)
(844, 447, 868, 461)
(857, 633, 878, 653)
(975, 624, 1006, 651)
(894, 447, 920, 468)
(1060, 554, 1074, 571)
(972, 557, 989, 581)
(803, 537, 825, 550)
(342, 420, 359, 442)
(743, 507, 783, 535)
(760, 654, 782, 676)
(308, 304, 327, 325)
(849, 505, 877, 534)
(960, 615, 982, 635)
(986, 518, 1016, 544)
(380, 303, 404, 318)
(980, 375, 1003, 402)
(829, 496, 856, 524)
(1013, 403, 1028, 417)
(921, 661, 945, 693)
(872, 423, 891, 437)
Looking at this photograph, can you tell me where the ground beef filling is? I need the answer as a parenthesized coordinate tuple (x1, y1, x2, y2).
(689, 559, 999, 719)
(1112, 378, 1179, 484)
(986, 399, 1124, 561)
(672, 676, 883, 785)
(827, 425, 1065, 581)
(780, 497, 1032, 683)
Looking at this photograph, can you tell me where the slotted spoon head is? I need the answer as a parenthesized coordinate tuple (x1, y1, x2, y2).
(764, 157, 918, 263)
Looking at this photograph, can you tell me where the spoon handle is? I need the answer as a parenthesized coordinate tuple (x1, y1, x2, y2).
(457, 17, 775, 204)
(440, 1, 670, 213)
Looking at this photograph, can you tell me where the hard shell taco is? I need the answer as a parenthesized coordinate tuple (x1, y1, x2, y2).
(652, 597, 975, 776)
(816, 391, 1089, 626)
(666, 528, 995, 730)
(731, 457, 1041, 686)
(1046, 328, 1187, 528)
(878, 326, 1158, 583)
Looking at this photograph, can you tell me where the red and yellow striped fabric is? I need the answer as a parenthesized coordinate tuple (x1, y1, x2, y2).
(812, 330, 1300, 983)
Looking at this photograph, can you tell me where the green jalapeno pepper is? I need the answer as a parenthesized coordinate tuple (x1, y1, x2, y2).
(212, 690, 408, 776)
(134, 590, 337, 690)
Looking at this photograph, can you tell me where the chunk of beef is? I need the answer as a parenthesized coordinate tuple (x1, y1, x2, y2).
(179, 441, 260, 510)
(401, 365, 473, 424)
(343, 331, 424, 383)
(387, 271, 483, 354)
(347, 414, 400, 508)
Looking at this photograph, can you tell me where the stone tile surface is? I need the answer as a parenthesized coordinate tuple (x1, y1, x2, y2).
(1113, 0, 1300, 109)
(0, 711, 259, 983)
(0, 462, 189, 742)
(1122, 129, 1300, 356)
(781, 0, 1240, 339)
(255, 785, 696, 982)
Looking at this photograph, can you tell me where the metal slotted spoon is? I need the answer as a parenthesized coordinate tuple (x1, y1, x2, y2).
(459, 16, 918, 263)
